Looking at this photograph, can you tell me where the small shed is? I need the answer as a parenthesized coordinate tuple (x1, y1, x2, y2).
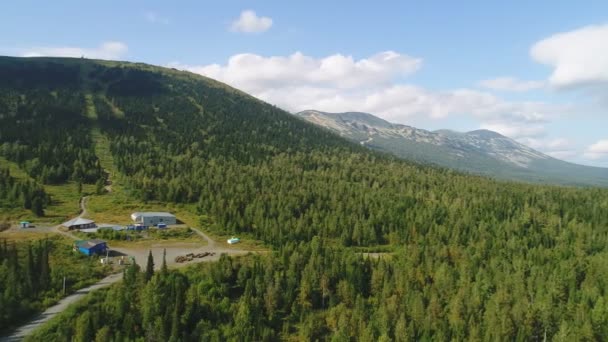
(74, 239, 108, 256)
(20, 221, 30, 228)
(62, 217, 96, 230)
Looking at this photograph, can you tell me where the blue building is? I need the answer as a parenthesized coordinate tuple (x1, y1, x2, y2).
(74, 239, 108, 256)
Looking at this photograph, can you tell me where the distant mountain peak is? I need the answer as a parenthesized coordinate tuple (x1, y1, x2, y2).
(297, 110, 608, 187)
(298, 110, 393, 129)
(466, 129, 506, 139)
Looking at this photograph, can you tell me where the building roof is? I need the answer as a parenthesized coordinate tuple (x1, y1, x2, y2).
(74, 239, 106, 249)
(62, 217, 95, 227)
(131, 212, 175, 217)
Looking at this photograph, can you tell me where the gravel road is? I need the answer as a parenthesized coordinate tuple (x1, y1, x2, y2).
(0, 273, 123, 342)
(1, 197, 251, 341)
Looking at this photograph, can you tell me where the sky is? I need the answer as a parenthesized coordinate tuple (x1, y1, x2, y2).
(2, 0, 608, 166)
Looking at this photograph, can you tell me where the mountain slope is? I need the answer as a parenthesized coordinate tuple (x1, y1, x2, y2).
(297, 110, 608, 187)
(3, 57, 608, 341)
(0, 55, 606, 244)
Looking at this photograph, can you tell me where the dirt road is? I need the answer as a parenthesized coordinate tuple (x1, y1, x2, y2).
(1, 198, 252, 341)
(0, 273, 123, 342)
(78, 196, 88, 218)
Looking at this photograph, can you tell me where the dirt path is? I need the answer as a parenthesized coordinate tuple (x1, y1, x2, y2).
(190, 226, 216, 248)
(3, 198, 252, 341)
(0, 273, 123, 342)
(78, 196, 88, 218)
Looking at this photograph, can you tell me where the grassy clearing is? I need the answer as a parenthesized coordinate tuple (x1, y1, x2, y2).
(0, 157, 35, 222)
(0, 156, 31, 181)
(84, 93, 97, 120)
(86, 127, 135, 224)
(91, 127, 114, 173)
(0, 157, 85, 224)
(100, 94, 124, 118)
(0, 229, 54, 242)
(195, 214, 267, 251)
(43, 183, 95, 224)
(85, 131, 212, 248)
(74, 226, 197, 243)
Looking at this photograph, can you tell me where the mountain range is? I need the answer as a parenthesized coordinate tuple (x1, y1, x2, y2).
(296, 110, 608, 187)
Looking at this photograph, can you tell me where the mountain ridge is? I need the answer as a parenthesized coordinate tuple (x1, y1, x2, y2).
(296, 110, 608, 187)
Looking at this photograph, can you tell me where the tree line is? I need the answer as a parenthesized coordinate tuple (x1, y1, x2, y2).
(28, 234, 608, 341)
(0, 167, 49, 216)
(0, 237, 108, 334)
(0, 89, 103, 185)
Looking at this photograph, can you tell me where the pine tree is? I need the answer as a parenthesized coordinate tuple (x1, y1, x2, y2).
(31, 197, 44, 216)
(145, 250, 155, 282)
(95, 178, 105, 195)
(38, 239, 51, 291)
(161, 248, 168, 275)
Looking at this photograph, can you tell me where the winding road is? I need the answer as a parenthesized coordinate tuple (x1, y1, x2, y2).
(1, 196, 250, 341)
(0, 273, 123, 342)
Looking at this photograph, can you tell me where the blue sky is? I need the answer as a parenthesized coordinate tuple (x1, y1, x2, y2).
(2, 0, 608, 166)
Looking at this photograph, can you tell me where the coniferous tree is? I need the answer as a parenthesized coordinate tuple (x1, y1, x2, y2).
(145, 250, 154, 282)
(161, 249, 168, 275)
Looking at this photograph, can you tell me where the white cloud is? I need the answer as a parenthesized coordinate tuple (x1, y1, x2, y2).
(478, 77, 544, 92)
(21, 41, 128, 60)
(531, 24, 608, 88)
(584, 139, 608, 160)
(480, 122, 546, 139)
(518, 137, 576, 159)
(171, 51, 421, 91)
(144, 11, 169, 24)
(230, 10, 273, 33)
(546, 150, 578, 160)
(170, 51, 565, 143)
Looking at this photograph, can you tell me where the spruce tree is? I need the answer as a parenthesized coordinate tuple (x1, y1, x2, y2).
(31, 197, 44, 217)
(145, 250, 154, 282)
(161, 248, 168, 275)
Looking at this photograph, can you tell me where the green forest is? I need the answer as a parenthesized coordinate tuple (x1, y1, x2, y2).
(0, 237, 108, 334)
(1, 56, 608, 340)
(28, 237, 608, 341)
(0, 167, 49, 216)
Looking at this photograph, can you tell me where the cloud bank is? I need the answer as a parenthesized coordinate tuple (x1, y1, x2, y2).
(585, 140, 608, 160)
(170, 51, 558, 141)
(21, 41, 128, 60)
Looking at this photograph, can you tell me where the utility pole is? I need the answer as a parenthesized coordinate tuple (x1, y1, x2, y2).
(63, 276, 66, 295)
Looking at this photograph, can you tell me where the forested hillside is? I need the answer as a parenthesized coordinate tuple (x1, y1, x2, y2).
(0, 237, 108, 334)
(0, 167, 49, 217)
(2, 56, 608, 340)
(27, 234, 608, 341)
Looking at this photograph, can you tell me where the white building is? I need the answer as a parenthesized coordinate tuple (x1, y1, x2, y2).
(130, 212, 176, 226)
